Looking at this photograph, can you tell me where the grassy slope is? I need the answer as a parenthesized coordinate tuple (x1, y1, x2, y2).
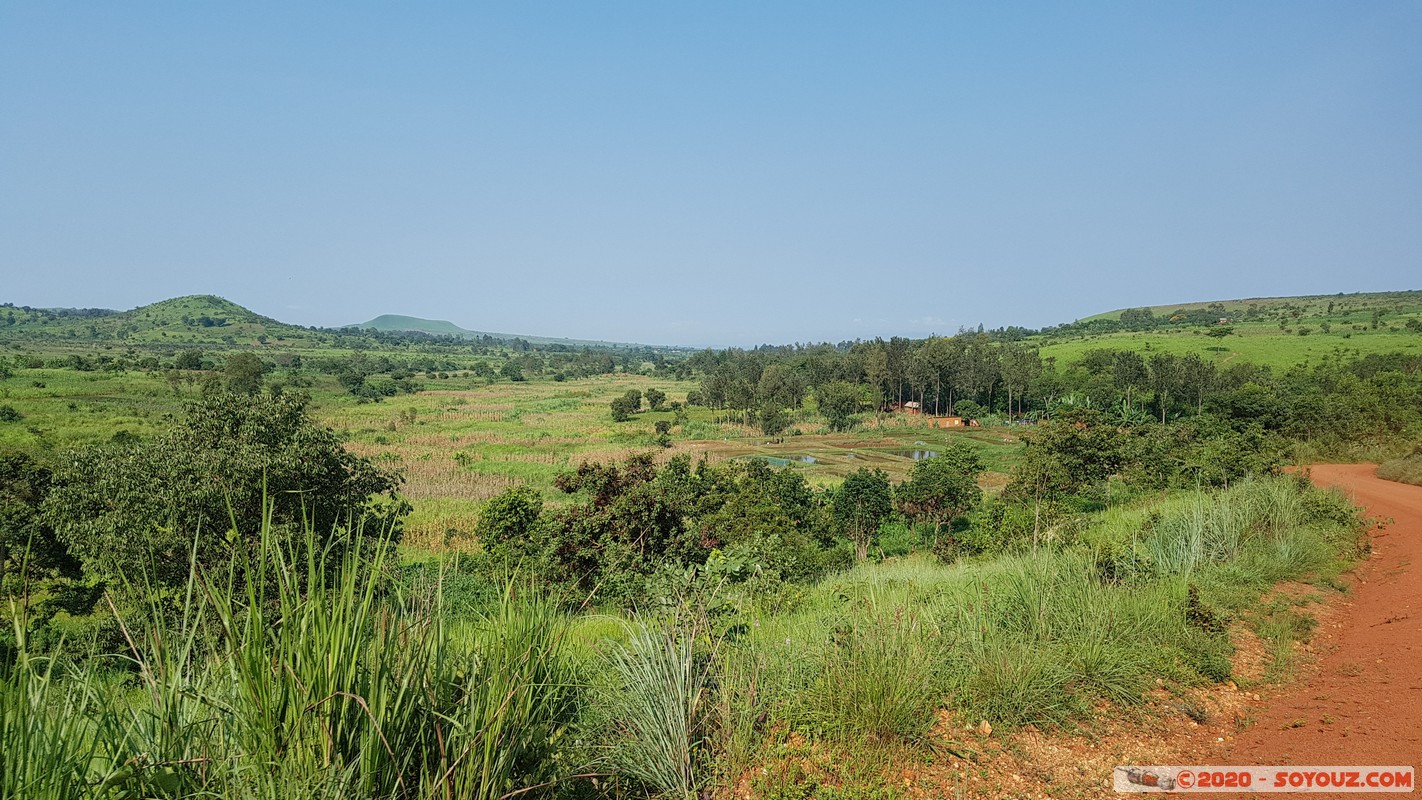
(1040, 290, 1422, 369)
(1080, 289, 1422, 322)
(2, 294, 327, 347)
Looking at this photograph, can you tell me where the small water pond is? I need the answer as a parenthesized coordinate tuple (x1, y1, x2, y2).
(886, 449, 938, 461)
(751, 455, 817, 466)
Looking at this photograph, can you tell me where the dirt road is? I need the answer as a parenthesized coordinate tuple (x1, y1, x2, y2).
(1224, 464, 1422, 766)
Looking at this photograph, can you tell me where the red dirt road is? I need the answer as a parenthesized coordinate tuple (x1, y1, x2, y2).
(1223, 464, 1422, 767)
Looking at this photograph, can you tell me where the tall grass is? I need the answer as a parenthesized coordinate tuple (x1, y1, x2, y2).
(1, 516, 579, 799)
(3, 476, 1367, 797)
(593, 624, 713, 797)
(722, 475, 1364, 737)
(1378, 451, 1422, 487)
(0, 620, 104, 800)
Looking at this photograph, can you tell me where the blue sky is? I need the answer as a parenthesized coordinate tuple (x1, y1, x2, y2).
(3, 2, 1419, 346)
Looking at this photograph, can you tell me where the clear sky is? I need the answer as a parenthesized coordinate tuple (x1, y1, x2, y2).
(3, 2, 1419, 346)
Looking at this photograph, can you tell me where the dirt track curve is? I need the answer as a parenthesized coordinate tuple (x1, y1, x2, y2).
(1223, 464, 1422, 767)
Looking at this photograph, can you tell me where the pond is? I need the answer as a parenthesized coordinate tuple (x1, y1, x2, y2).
(887, 449, 938, 461)
(752, 455, 817, 466)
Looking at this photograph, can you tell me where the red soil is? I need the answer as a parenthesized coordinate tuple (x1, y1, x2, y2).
(1222, 464, 1422, 767)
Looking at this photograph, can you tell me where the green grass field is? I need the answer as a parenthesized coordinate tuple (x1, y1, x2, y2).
(1038, 324, 1422, 370)
(1044, 289, 1422, 369)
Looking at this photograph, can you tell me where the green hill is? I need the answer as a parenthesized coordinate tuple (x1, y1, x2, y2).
(0, 294, 323, 348)
(1081, 290, 1422, 323)
(1040, 290, 1422, 369)
(359, 314, 474, 338)
(352, 314, 654, 349)
(0, 295, 673, 351)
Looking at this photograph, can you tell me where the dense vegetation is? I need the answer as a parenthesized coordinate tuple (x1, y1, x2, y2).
(0, 290, 1416, 798)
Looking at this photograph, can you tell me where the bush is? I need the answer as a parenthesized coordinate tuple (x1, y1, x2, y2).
(43, 391, 408, 591)
(1378, 451, 1422, 487)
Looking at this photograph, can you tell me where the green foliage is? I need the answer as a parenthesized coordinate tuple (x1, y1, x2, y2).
(952, 399, 985, 419)
(0, 453, 95, 658)
(173, 348, 205, 370)
(475, 485, 544, 556)
(758, 400, 790, 436)
(816, 381, 862, 432)
(42, 391, 407, 591)
(488, 455, 843, 607)
(895, 444, 984, 546)
(1006, 410, 1124, 502)
(832, 468, 892, 561)
(2, 524, 579, 799)
(500, 359, 526, 381)
(610, 389, 643, 422)
(645, 387, 667, 410)
(222, 351, 265, 394)
(0, 405, 22, 423)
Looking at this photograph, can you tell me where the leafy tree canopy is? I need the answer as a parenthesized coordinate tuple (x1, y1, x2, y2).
(43, 391, 408, 590)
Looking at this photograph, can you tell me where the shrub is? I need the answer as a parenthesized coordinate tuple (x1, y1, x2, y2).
(43, 391, 408, 591)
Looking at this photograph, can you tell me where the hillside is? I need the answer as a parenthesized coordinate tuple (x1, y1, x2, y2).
(1082, 290, 1422, 323)
(1038, 289, 1422, 369)
(352, 313, 660, 350)
(0, 295, 325, 348)
(0, 295, 683, 353)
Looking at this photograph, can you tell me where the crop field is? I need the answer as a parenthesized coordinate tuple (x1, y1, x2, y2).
(285, 376, 1022, 550)
(0, 361, 1024, 551)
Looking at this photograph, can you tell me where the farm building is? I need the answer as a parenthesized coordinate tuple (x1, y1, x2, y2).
(928, 416, 978, 429)
(888, 401, 922, 415)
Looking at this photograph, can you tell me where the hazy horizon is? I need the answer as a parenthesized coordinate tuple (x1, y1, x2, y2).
(4, 3, 1420, 346)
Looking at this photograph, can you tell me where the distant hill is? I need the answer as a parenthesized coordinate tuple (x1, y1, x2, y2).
(1081, 290, 1422, 323)
(352, 314, 655, 349)
(0, 295, 677, 351)
(0, 294, 324, 347)
(1040, 289, 1422, 369)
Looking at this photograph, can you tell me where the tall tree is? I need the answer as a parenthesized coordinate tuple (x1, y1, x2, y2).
(1000, 344, 1043, 417)
(1177, 353, 1216, 415)
(1148, 353, 1181, 423)
(862, 341, 891, 411)
(1112, 351, 1149, 409)
(832, 467, 892, 561)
